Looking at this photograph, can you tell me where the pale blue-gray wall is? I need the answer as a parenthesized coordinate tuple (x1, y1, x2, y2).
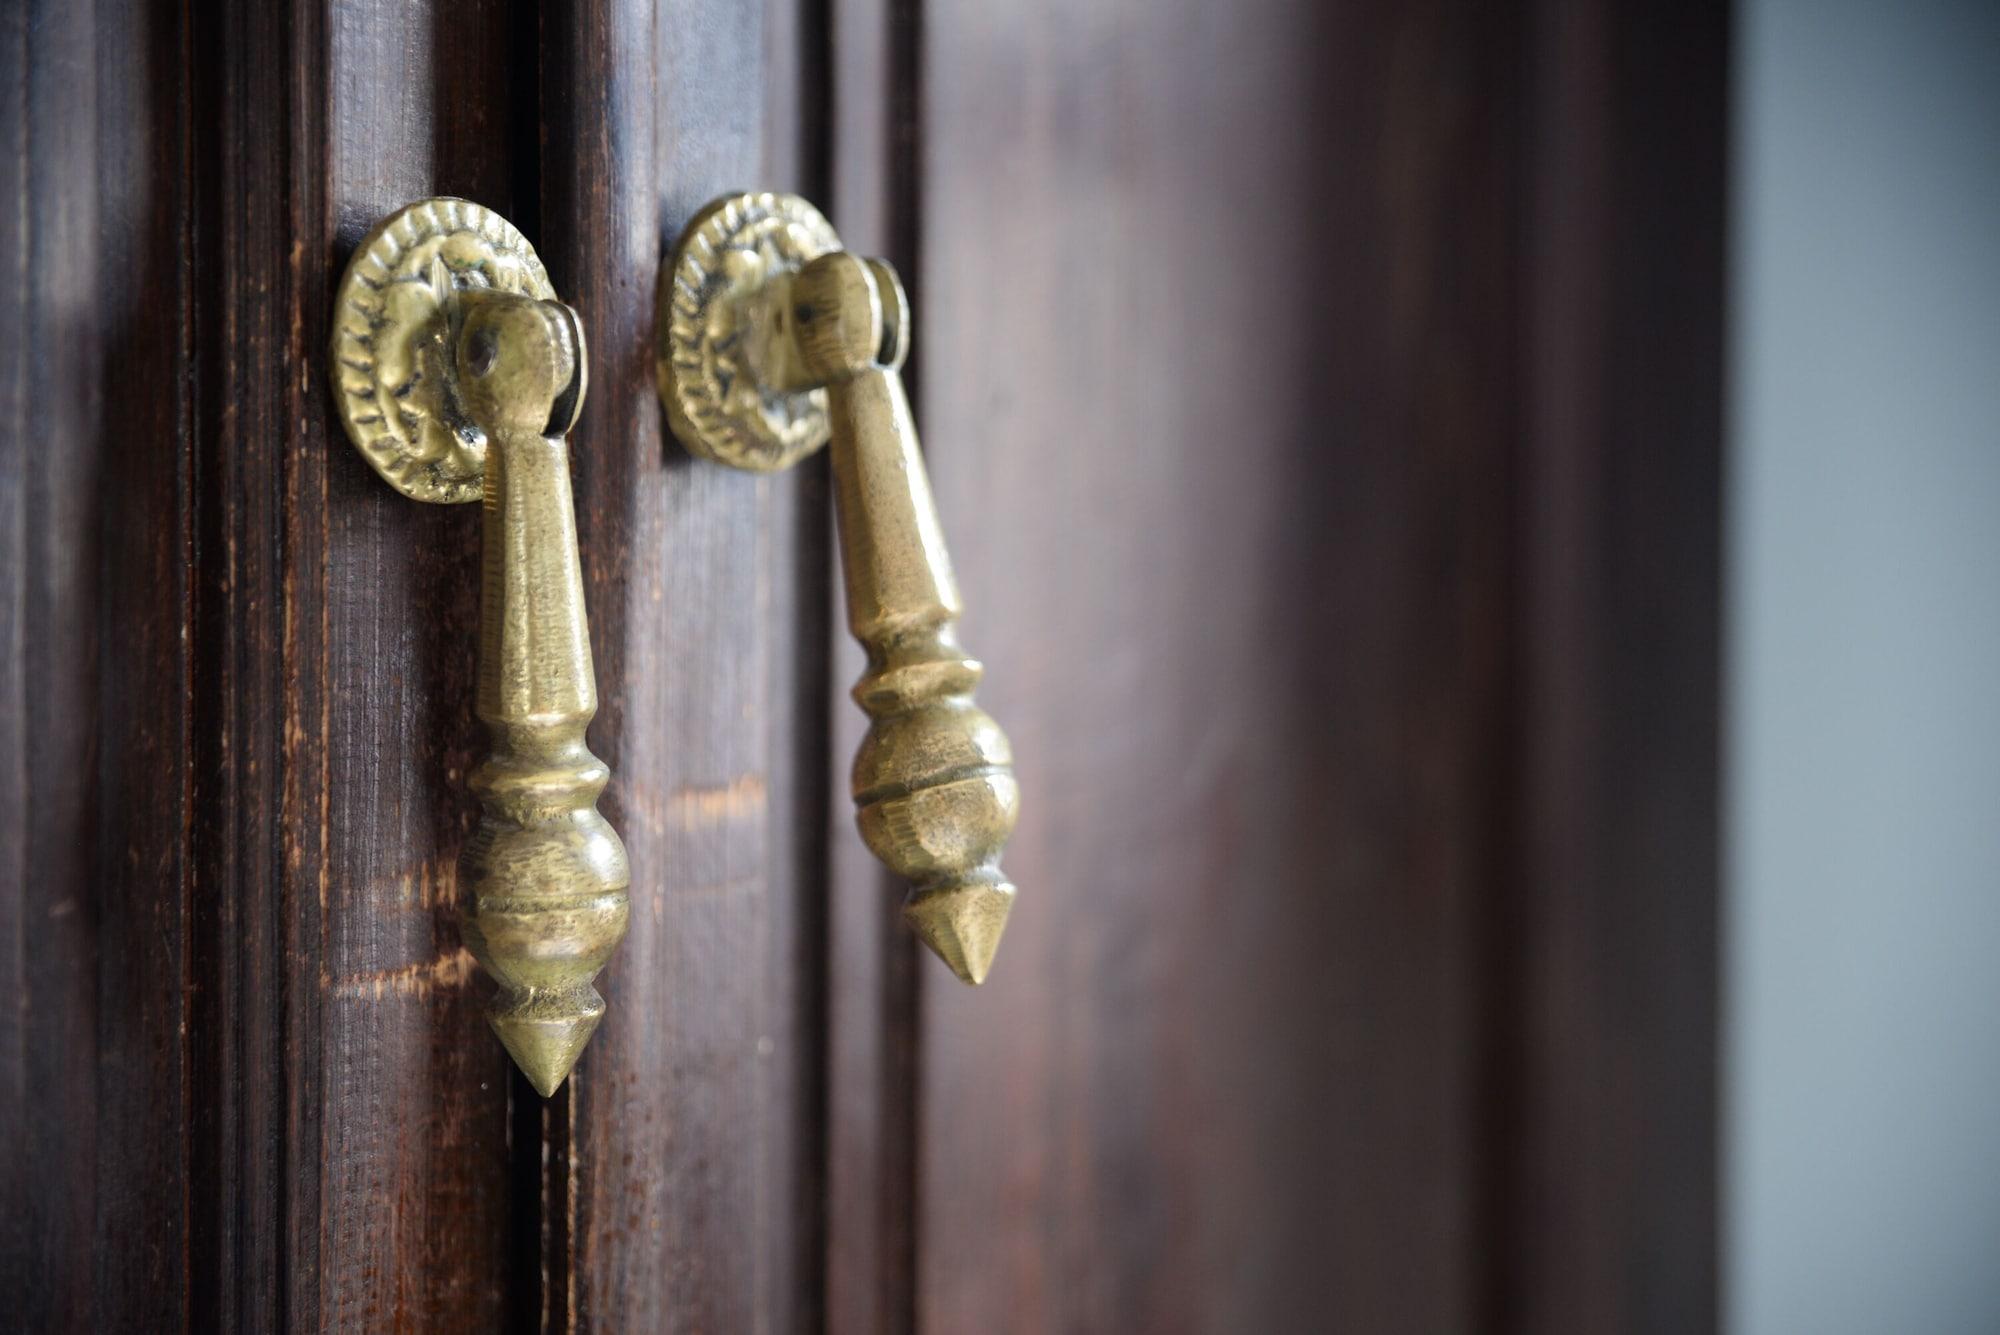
(1729, 1, 2000, 1331)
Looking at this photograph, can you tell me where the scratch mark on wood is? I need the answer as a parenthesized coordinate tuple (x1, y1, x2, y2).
(395, 857, 461, 909)
(328, 946, 477, 1000)
(668, 773, 769, 829)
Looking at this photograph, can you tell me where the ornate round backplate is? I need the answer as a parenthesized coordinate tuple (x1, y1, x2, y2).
(330, 198, 555, 503)
(656, 192, 844, 472)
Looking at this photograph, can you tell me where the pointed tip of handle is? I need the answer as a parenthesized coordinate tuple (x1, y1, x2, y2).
(488, 985, 606, 1098)
(904, 877, 1016, 986)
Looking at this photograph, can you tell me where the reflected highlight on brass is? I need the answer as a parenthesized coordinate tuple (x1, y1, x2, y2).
(658, 192, 1018, 984)
(331, 199, 630, 1095)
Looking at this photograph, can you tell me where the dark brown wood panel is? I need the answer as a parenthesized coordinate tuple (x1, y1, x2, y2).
(536, 0, 829, 1328)
(1506, 1, 1725, 1330)
(0, 1, 195, 1329)
(186, 5, 320, 1327)
(314, 5, 531, 1332)
(189, 1, 538, 1328)
(5, 0, 835, 1328)
(823, 2, 923, 1332)
(912, 2, 1522, 1330)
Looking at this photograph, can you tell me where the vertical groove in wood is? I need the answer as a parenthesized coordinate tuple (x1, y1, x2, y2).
(536, 5, 652, 1323)
(766, 1, 839, 1329)
(187, 0, 318, 1325)
(823, 0, 921, 1330)
(882, 9, 925, 1329)
(282, 1, 332, 1326)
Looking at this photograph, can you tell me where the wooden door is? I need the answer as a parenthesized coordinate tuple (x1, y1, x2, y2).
(0, 0, 1725, 1331)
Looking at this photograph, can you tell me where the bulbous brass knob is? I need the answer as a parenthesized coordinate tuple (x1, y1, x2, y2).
(657, 192, 1019, 984)
(331, 199, 630, 1095)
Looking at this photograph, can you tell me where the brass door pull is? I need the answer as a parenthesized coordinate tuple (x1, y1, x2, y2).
(331, 199, 630, 1096)
(658, 193, 1019, 985)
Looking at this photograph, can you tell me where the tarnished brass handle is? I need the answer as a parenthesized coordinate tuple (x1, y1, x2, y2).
(658, 192, 1018, 985)
(331, 199, 630, 1095)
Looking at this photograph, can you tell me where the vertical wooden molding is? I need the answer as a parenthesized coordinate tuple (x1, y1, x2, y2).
(1, 0, 199, 1328)
(186, 0, 334, 1325)
(1507, 1, 1726, 1331)
(192, 1, 530, 1329)
(823, 2, 924, 1332)
(539, 0, 827, 1327)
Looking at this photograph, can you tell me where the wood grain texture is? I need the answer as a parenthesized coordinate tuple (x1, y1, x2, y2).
(3, 1, 831, 1329)
(185, 2, 318, 1323)
(2, 1, 552, 1329)
(535, 0, 828, 1328)
(187, 1, 532, 1329)
(312, 3, 525, 1328)
(0, 1, 195, 1329)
